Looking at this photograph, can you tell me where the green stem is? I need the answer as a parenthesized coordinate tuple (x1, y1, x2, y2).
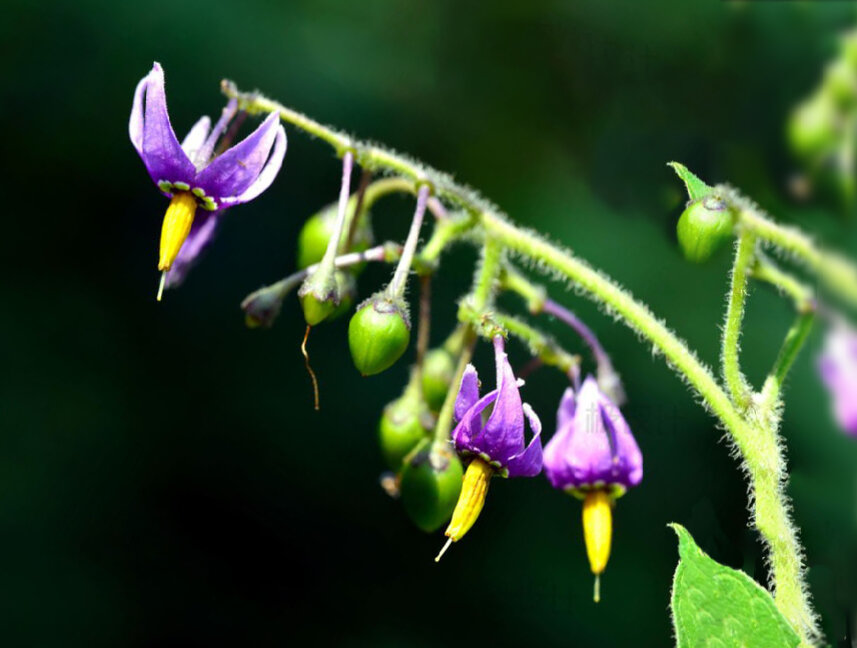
(751, 254, 815, 312)
(480, 212, 817, 644)
(387, 185, 430, 298)
(736, 204, 857, 309)
(432, 329, 475, 447)
(759, 312, 815, 417)
(493, 312, 579, 375)
(225, 82, 821, 643)
(723, 230, 757, 409)
(473, 236, 503, 309)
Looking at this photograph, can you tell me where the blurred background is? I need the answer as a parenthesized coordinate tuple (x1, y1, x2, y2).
(2, 0, 856, 645)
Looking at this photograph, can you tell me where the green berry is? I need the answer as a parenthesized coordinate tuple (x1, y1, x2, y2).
(788, 93, 838, 158)
(400, 444, 463, 533)
(676, 195, 735, 263)
(378, 394, 432, 471)
(296, 200, 373, 270)
(421, 348, 456, 412)
(348, 296, 411, 376)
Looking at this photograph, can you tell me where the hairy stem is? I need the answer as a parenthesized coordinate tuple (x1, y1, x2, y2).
(751, 253, 815, 312)
(480, 212, 818, 643)
(723, 230, 757, 409)
(225, 82, 822, 642)
(736, 206, 857, 309)
(759, 312, 815, 416)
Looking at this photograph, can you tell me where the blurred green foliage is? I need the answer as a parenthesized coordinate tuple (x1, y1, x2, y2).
(1, 0, 856, 645)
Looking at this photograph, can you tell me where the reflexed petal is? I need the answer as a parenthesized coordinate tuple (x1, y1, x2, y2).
(181, 116, 212, 161)
(218, 124, 287, 207)
(506, 403, 543, 477)
(137, 63, 196, 187)
(196, 111, 283, 201)
(452, 390, 497, 452)
(164, 211, 223, 289)
(129, 75, 147, 154)
(455, 365, 480, 422)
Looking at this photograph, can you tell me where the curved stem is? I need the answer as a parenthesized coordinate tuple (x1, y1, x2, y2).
(736, 206, 857, 309)
(481, 212, 818, 644)
(224, 81, 822, 643)
(759, 312, 815, 416)
(387, 185, 430, 298)
(751, 253, 815, 312)
(723, 230, 757, 409)
(320, 151, 354, 268)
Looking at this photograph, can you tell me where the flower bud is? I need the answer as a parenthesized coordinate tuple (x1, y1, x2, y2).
(348, 294, 411, 376)
(296, 199, 374, 271)
(241, 283, 286, 328)
(421, 348, 456, 411)
(676, 195, 735, 263)
(400, 443, 463, 533)
(378, 387, 433, 471)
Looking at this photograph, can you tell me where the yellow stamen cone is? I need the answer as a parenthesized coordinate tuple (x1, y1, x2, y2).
(158, 191, 197, 271)
(435, 457, 493, 562)
(582, 490, 613, 601)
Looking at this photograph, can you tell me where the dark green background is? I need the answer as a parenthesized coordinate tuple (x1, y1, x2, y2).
(2, 1, 856, 645)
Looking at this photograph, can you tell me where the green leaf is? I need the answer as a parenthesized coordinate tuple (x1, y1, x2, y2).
(668, 162, 714, 202)
(669, 524, 800, 648)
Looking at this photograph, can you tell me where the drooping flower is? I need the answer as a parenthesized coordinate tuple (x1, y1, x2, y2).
(129, 62, 287, 297)
(435, 335, 542, 561)
(543, 376, 642, 601)
(818, 324, 857, 437)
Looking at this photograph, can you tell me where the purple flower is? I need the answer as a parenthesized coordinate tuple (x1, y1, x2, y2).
(451, 336, 543, 478)
(818, 325, 857, 437)
(543, 376, 642, 497)
(129, 62, 287, 292)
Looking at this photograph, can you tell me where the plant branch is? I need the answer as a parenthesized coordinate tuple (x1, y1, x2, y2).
(723, 229, 758, 409)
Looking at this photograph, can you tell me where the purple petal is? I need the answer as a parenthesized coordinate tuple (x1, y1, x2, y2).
(195, 111, 283, 202)
(475, 345, 525, 465)
(219, 124, 286, 207)
(129, 74, 147, 154)
(452, 390, 497, 452)
(455, 364, 480, 422)
(164, 211, 223, 289)
(135, 63, 196, 189)
(556, 387, 576, 430)
(818, 326, 857, 437)
(544, 377, 615, 490)
(181, 116, 212, 161)
(599, 392, 643, 488)
(506, 403, 544, 478)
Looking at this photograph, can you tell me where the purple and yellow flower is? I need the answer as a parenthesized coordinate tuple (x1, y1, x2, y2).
(129, 62, 287, 298)
(818, 325, 857, 437)
(435, 335, 543, 561)
(543, 376, 642, 600)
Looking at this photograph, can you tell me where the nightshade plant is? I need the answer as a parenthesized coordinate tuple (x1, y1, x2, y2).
(130, 63, 857, 647)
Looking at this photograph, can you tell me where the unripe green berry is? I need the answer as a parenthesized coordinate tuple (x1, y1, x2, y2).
(676, 195, 735, 263)
(823, 59, 857, 109)
(378, 393, 433, 471)
(421, 348, 456, 412)
(328, 271, 356, 321)
(296, 200, 374, 270)
(788, 93, 838, 158)
(348, 296, 411, 376)
(400, 444, 463, 533)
